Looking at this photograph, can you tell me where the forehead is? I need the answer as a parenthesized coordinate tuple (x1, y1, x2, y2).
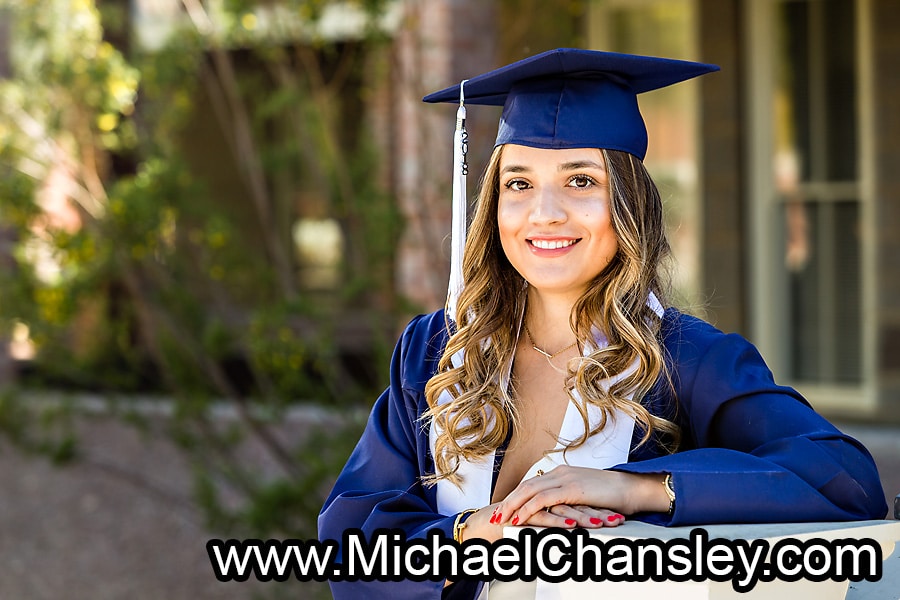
(499, 145, 606, 170)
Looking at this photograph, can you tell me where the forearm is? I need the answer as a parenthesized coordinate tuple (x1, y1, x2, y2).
(612, 445, 887, 525)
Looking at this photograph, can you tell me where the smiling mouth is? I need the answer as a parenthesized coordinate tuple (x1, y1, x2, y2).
(529, 239, 579, 250)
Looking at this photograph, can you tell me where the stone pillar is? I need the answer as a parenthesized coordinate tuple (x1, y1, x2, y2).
(697, 0, 747, 335)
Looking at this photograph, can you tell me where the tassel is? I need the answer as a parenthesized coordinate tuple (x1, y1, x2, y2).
(447, 79, 468, 323)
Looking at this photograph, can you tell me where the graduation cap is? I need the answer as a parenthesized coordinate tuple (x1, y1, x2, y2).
(422, 48, 719, 321)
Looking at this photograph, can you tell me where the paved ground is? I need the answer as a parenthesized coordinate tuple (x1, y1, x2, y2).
(0, 401, 896, 600)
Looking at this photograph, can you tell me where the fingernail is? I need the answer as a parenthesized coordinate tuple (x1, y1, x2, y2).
(565, 518, 576, 526)
(607, 515, 618, 522)
(590, 517, 602, 525)
(616, 514, 625, 520)
(495, 513, 502, 524)
(512, 516, 519, 526)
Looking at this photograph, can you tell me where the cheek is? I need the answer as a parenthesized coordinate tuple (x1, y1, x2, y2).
(590, 211, 618, 255)
(587, 203, 614, 234)
(497, 202, 522, 244)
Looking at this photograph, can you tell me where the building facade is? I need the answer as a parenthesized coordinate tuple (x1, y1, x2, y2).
(9, 0, 896, 419)
(390, 0, 900, 422)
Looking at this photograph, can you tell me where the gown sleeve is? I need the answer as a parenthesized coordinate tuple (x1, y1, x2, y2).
(613, 311, 888, 526)
(318, 311, 471, 600)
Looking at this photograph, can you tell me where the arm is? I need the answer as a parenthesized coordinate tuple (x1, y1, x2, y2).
(614, 314, 887, 526)
(318, 312, 477, 599)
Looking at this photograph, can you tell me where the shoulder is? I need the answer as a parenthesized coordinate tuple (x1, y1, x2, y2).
(396, 309, 451, 392)
(658, 307, 789, 393)
(659, 308, 761, 364)
(658, 308, 725, 364)
(658, 307, 803, 408)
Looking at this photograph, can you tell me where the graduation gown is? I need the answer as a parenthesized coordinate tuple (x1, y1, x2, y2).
(318, 308, 887, 600)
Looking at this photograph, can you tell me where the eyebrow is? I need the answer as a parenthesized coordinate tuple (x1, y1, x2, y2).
(558, 160, 606, 172)
(500, 160, 606, 175)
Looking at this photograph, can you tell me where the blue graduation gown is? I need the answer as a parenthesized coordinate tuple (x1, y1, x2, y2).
(318, 308, 887, 599)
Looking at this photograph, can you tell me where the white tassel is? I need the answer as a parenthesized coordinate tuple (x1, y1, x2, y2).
(447, 80, 468, 323)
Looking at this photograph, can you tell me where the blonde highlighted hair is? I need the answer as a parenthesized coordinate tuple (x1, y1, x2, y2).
(423, 146, 679, 487)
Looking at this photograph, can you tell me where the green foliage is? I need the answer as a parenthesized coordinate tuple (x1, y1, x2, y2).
(0, 0, 401, 547)
(0, 390, 78, 464)
(192, 416, 367, 538)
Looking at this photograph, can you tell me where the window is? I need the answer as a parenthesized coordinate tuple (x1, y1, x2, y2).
(747, 0, 873, 411)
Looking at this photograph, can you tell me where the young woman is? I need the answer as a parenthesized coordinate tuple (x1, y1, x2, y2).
(318, 48, 886, 599)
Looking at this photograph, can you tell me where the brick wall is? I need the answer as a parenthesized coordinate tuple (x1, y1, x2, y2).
(391, 0, 497, 319)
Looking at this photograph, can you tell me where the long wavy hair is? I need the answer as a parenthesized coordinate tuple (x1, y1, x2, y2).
(423, 145, 679, 487)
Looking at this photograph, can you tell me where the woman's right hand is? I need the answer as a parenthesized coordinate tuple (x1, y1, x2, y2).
(457, 503, 505, 543)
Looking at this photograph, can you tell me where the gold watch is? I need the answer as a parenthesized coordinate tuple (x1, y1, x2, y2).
(663, 473, 676, 515)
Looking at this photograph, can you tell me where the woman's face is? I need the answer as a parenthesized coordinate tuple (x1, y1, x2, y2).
(497, 144, 618, 300)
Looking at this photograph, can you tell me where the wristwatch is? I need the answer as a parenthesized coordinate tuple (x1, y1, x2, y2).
(663, 473, 676, 515)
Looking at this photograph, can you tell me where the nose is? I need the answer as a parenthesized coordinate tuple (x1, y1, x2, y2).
(529, 187, 567, 225)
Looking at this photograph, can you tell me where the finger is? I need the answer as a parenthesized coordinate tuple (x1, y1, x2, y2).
(520, 507, 580, 528)
(563, 505, 626, 528)
(515, 504, 627, 529)
(546, 504, 602, 527)
(517, 501, 628, 529)
(495, 476, 562, 526)
(508, 488, 574, 526)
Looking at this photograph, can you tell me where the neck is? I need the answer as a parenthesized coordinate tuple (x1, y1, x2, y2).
(524, 288, 579, 351)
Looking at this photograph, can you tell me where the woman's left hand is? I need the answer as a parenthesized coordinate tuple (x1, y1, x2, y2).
(493, 466, 670, 528)
(515, 503, 626, 529)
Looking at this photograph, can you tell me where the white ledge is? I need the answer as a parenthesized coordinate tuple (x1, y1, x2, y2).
(499, 520, 900, 600)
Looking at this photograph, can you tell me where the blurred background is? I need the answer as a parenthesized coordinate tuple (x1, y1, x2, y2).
(0, 0, 897, 598)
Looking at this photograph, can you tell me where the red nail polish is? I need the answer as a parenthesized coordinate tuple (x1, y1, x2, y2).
(590, 517, 602, 525)
(616, 514, 625, 520)
(607, 515, 618, 522)
(496, 513, 502, 523)
(565, 518, 576, 526)
(512, 516, 519, 526)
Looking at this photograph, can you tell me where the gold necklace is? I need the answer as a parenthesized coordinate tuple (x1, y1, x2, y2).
(523, 324, 578, 360)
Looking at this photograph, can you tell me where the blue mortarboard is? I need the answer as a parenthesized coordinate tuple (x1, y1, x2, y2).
(423, 47, 719, 160)
(423, 48, 719, 322)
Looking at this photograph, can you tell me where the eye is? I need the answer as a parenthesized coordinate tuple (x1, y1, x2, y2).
(567, 175, 596, 189)
(504, 178, 531, 192)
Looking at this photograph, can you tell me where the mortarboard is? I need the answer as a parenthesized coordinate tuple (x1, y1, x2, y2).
(422, 48, 719, 321)
(424, 47, 719, 159)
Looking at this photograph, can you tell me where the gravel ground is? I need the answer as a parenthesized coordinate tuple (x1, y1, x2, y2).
(0, 402, 333, 600)
(0, 401, 896, 600)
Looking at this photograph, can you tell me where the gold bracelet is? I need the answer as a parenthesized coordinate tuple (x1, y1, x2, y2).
(663, 473, 676, 515)
(453, 508, 480, 543)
